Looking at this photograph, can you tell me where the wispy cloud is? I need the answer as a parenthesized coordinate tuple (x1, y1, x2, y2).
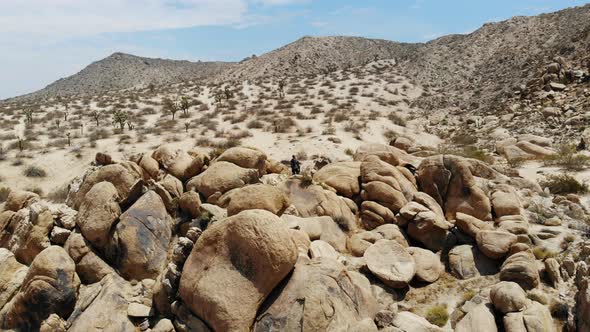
(0, 0, 250, 42)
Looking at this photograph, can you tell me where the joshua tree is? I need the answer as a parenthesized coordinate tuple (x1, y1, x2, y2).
(23, 109, 34, 124)
(164, 99, 178, 120)
(112, 109, 128, 130)
(180, 96, 191, 116)
(17, 137, 24, 151)
(63, 103, 69, 121)
(223, 86, 233, 101)
(214, 91, 223, 105)
(184, 122, 190, 133)
(55, 118, 61, 129)
(278, 78, 286, 99)
(66, 132, 71, 146)
(91, 110, 101, 127)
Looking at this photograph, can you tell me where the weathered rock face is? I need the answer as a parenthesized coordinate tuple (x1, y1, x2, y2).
(364, 239, 415, 288)
(407, 247, 443, 283)
(399, 192, 451, 251)
(503, 301, 554, 332)
(500, 251, 539, 290)
(476, 230, 518, 259)
(69, 164, 142, 209)
(491, 184, 522, 218)
(448, 244, 498, 279)
(186, 161, 259, 201)
(64, 233, 115, 284)
(281, 179, 357, 232)
(1, 204, 55, 265)
(179, 209, 297, 332)
(577, 278, 590, 332)
(76, 181, 121, 250)
(0, 249, 28, 312)
(0, 246, 79, 331)
(283, 214, 348, 252)
(455, 212, 493, 238)
(354, 143, 417, 166)
(217, 146, 267, 176)
(313, 161, 361, 198)
(178, 190, 202, 219)
(455, 304, 498, 332)
(490, 281, 528, 314)
(217, 184, 290, 216)
(417, 155, 492, 220)
(4, 190, 39, 212)
(359, 155, 417, 230)
(253, 256, 379, 332)
(393, 311, 443, 332)
(108, 191, 172, 280)
(67, 274, 135, 332)
(152, 145, 207, 181)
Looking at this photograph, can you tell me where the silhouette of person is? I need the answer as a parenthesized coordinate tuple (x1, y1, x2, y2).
(290, 155, 301, 175)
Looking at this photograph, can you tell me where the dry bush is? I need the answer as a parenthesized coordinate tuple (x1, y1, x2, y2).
(24, 165, 47, 177)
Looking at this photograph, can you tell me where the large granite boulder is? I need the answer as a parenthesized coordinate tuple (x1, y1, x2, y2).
(399, 192, 452, 251)
(313, 161, 361, 198)
(500, 251, 540, 290)
(281, 179, 357, 232)
(186, 161, 259, 202)
(67, 274, 136, 332)
(108, 191, 172, 280)
(68, 163, 142, 209)
(364, 239, 415, 288)
(253, 256, 379, 331)
(76, 181, 121, 250)
(152, 145, 207, 181)
(417, 155, 492, 220)
(217, 184, 290, 216)
(448, 244, 498, 279)
(217, 146, 267, 176)
(179, 209, 297, 331)
(0, 246, 79, 331)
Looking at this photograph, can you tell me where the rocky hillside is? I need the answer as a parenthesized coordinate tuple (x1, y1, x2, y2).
(402, 3, 590, 112)
(10, 53, 234, 101)
(0, 144, 588, 331)
(223, 36, 418, 81)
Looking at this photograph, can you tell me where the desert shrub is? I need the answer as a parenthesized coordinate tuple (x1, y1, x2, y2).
(344, 148, 354, 156)
(388, 113, 406, 126)
(507, 157, 526, 168)
(24, 165, 47, 177)
(296, 150, 308, 160)
(425, 305, 449, 327)
(47, 185, 69, 203)
(539, 174, 588, 195)
(543, 144, 590, 170)
(0, 187, 11, 202)
(25, 186, 44, 196)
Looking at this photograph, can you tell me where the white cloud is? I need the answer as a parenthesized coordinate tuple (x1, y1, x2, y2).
(0, 0, 249, 41)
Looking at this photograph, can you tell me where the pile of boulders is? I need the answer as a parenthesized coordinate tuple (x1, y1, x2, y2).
(0, 142, 588, 331)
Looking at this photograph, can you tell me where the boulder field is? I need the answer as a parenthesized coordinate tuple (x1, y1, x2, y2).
(0, 143, 587, 331)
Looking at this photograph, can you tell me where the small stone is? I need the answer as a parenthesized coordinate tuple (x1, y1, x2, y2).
(186, 227, 202, 243)
(50, 226, 71, 245)
(375, 310, 396, 328)
(128, 303, 153, 318)
(172, 237, 194, 265)
(544, 217, 561, 226)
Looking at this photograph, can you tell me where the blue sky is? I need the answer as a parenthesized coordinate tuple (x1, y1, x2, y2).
(0, 0, 588, 99)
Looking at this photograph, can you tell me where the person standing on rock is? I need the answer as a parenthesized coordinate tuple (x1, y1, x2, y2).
(290, 155, 301, 175)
